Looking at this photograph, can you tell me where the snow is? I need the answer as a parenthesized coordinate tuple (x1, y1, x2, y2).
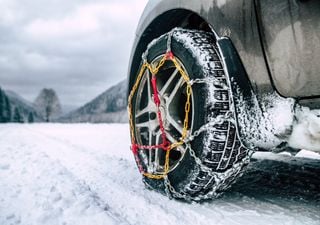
(235, 91, 296, 149)
(0, 123, 320, 225)
(235, 88, 320, 153)
(296, 149, 320, 160)
(288, 107, 320, 152)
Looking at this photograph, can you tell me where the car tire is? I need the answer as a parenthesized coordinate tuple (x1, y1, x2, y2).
(129, 28, 250, 201)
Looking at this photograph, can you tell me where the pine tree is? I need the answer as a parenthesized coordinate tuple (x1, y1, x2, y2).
(0, 88, 4, 122)
(3, 95, 11, 122)
(28, 112, 34, 123)
(13, 107, 23, 123)
(0, 88, 13, 123)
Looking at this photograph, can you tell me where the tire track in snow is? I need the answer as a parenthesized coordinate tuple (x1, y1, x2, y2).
(0, 127, 125, 225)
(24, 126, 220, 225)
(1, 124, 320, 225)
(27, 125, 320, 225)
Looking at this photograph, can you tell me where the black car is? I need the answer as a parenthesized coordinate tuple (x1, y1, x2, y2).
(127, 0, 320, 201)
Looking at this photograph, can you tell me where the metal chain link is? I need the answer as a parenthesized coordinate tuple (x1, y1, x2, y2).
(163, 112, 229, 200)
(129, 29, 253, 201)
(166, 30, 173, 53)
(189, 78, 228, 90)
(128, 30, 193, 180)
(184, 111, 233, 143)
(163, 140, 254, 201)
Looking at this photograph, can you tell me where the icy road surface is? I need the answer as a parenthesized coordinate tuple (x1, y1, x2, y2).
(0, 124, 319, 225)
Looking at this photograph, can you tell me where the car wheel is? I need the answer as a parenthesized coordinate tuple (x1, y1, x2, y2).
(128, 28, 251, 201)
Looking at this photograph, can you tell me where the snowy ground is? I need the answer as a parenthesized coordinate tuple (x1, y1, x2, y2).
(0, 124, 319, 225)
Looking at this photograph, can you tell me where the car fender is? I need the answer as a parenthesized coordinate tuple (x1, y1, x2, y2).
(128, 0, 273, 98)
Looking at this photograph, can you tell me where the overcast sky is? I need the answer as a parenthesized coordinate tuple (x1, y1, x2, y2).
(0, 0, 148, 108)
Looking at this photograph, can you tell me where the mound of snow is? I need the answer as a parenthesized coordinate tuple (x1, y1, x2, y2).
(288, 107, 320, 152)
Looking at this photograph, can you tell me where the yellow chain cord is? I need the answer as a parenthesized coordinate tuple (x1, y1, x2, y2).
(128, 52, 192, 180)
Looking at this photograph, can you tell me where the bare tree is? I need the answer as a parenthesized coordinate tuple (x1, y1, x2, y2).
(34, 88, 62, 122)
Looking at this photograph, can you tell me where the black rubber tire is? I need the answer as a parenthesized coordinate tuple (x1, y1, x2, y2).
(131, 28, 249, 200)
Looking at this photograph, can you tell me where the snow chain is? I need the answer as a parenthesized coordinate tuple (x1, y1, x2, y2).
(128, 30, 253, 201)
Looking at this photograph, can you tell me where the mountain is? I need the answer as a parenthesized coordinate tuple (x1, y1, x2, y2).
(58, 80, 128, 123)
(34, 88, 62, 122)
(5, 90, 33, 108)
(5, 90, 43, 122)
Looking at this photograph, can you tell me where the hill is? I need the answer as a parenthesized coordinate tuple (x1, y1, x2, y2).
(5, 90, 43, 122)
(58, 80, 128, 123)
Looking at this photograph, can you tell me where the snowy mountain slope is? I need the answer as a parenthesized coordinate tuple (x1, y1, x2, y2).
(58, 80, 128, 123)
(5, 90, 33, 108)
(5, 90, 43, 122)
(6, 90, 77, 118)
(0, 124, 319, 225)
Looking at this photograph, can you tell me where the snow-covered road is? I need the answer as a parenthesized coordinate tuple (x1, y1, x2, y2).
(0, 124, 319, 225)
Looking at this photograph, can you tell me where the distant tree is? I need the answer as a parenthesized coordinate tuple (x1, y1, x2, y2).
(12, 107, 23, 123)
(34, 88, 62, 122)
(28, 112, 34, 123)
(0, 88, 4, 122)
(45, 106, 51, 122)
(0, 88, 11, 123)
(3, 95, 11, 122)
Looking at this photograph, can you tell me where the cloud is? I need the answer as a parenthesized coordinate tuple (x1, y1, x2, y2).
(0, 0, 148, 107)
(25, 2, 145, 41)
(25, 5, 101, 39)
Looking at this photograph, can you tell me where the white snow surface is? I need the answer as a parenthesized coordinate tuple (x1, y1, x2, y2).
(0, 124, 320, 225)
(288, 107, 320, 152)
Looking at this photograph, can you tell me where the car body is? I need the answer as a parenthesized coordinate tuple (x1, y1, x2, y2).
(128, 0, 320, 151)
(129, 0, 320, 102)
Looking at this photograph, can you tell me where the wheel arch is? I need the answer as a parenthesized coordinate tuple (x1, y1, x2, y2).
(128, 0, 274, 98)
(127, 7, 257, 148)
(127, 3, 292, 150)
